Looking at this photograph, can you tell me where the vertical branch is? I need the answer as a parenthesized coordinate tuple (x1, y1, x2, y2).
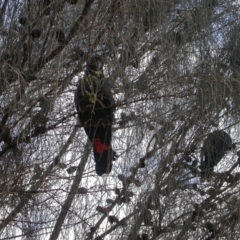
(49, 139, 92, 240)
(0, 0, 9, 28)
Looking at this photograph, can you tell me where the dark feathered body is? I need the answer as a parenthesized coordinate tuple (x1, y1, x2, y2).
(75, 57, 115, 175)
(200, 130, 233, 176)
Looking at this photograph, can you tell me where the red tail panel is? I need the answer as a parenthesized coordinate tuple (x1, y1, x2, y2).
(93, 138, 110, 154)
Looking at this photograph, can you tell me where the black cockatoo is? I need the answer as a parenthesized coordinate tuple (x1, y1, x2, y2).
(75, 55, 115, 176)
(200, 130, 234, 176)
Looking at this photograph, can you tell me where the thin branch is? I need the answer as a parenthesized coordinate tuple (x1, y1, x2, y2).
(48, 139, 91, 240)
(0, 126, 79, 231)
(33, 0, 95, 72)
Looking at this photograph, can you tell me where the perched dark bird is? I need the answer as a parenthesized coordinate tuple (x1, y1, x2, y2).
(75, 55, 116, 176)
(200, 130, 234, 176)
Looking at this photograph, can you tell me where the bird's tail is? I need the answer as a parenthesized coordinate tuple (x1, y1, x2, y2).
(91, 125, 116, 176)
(93, 143, 115, 176)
